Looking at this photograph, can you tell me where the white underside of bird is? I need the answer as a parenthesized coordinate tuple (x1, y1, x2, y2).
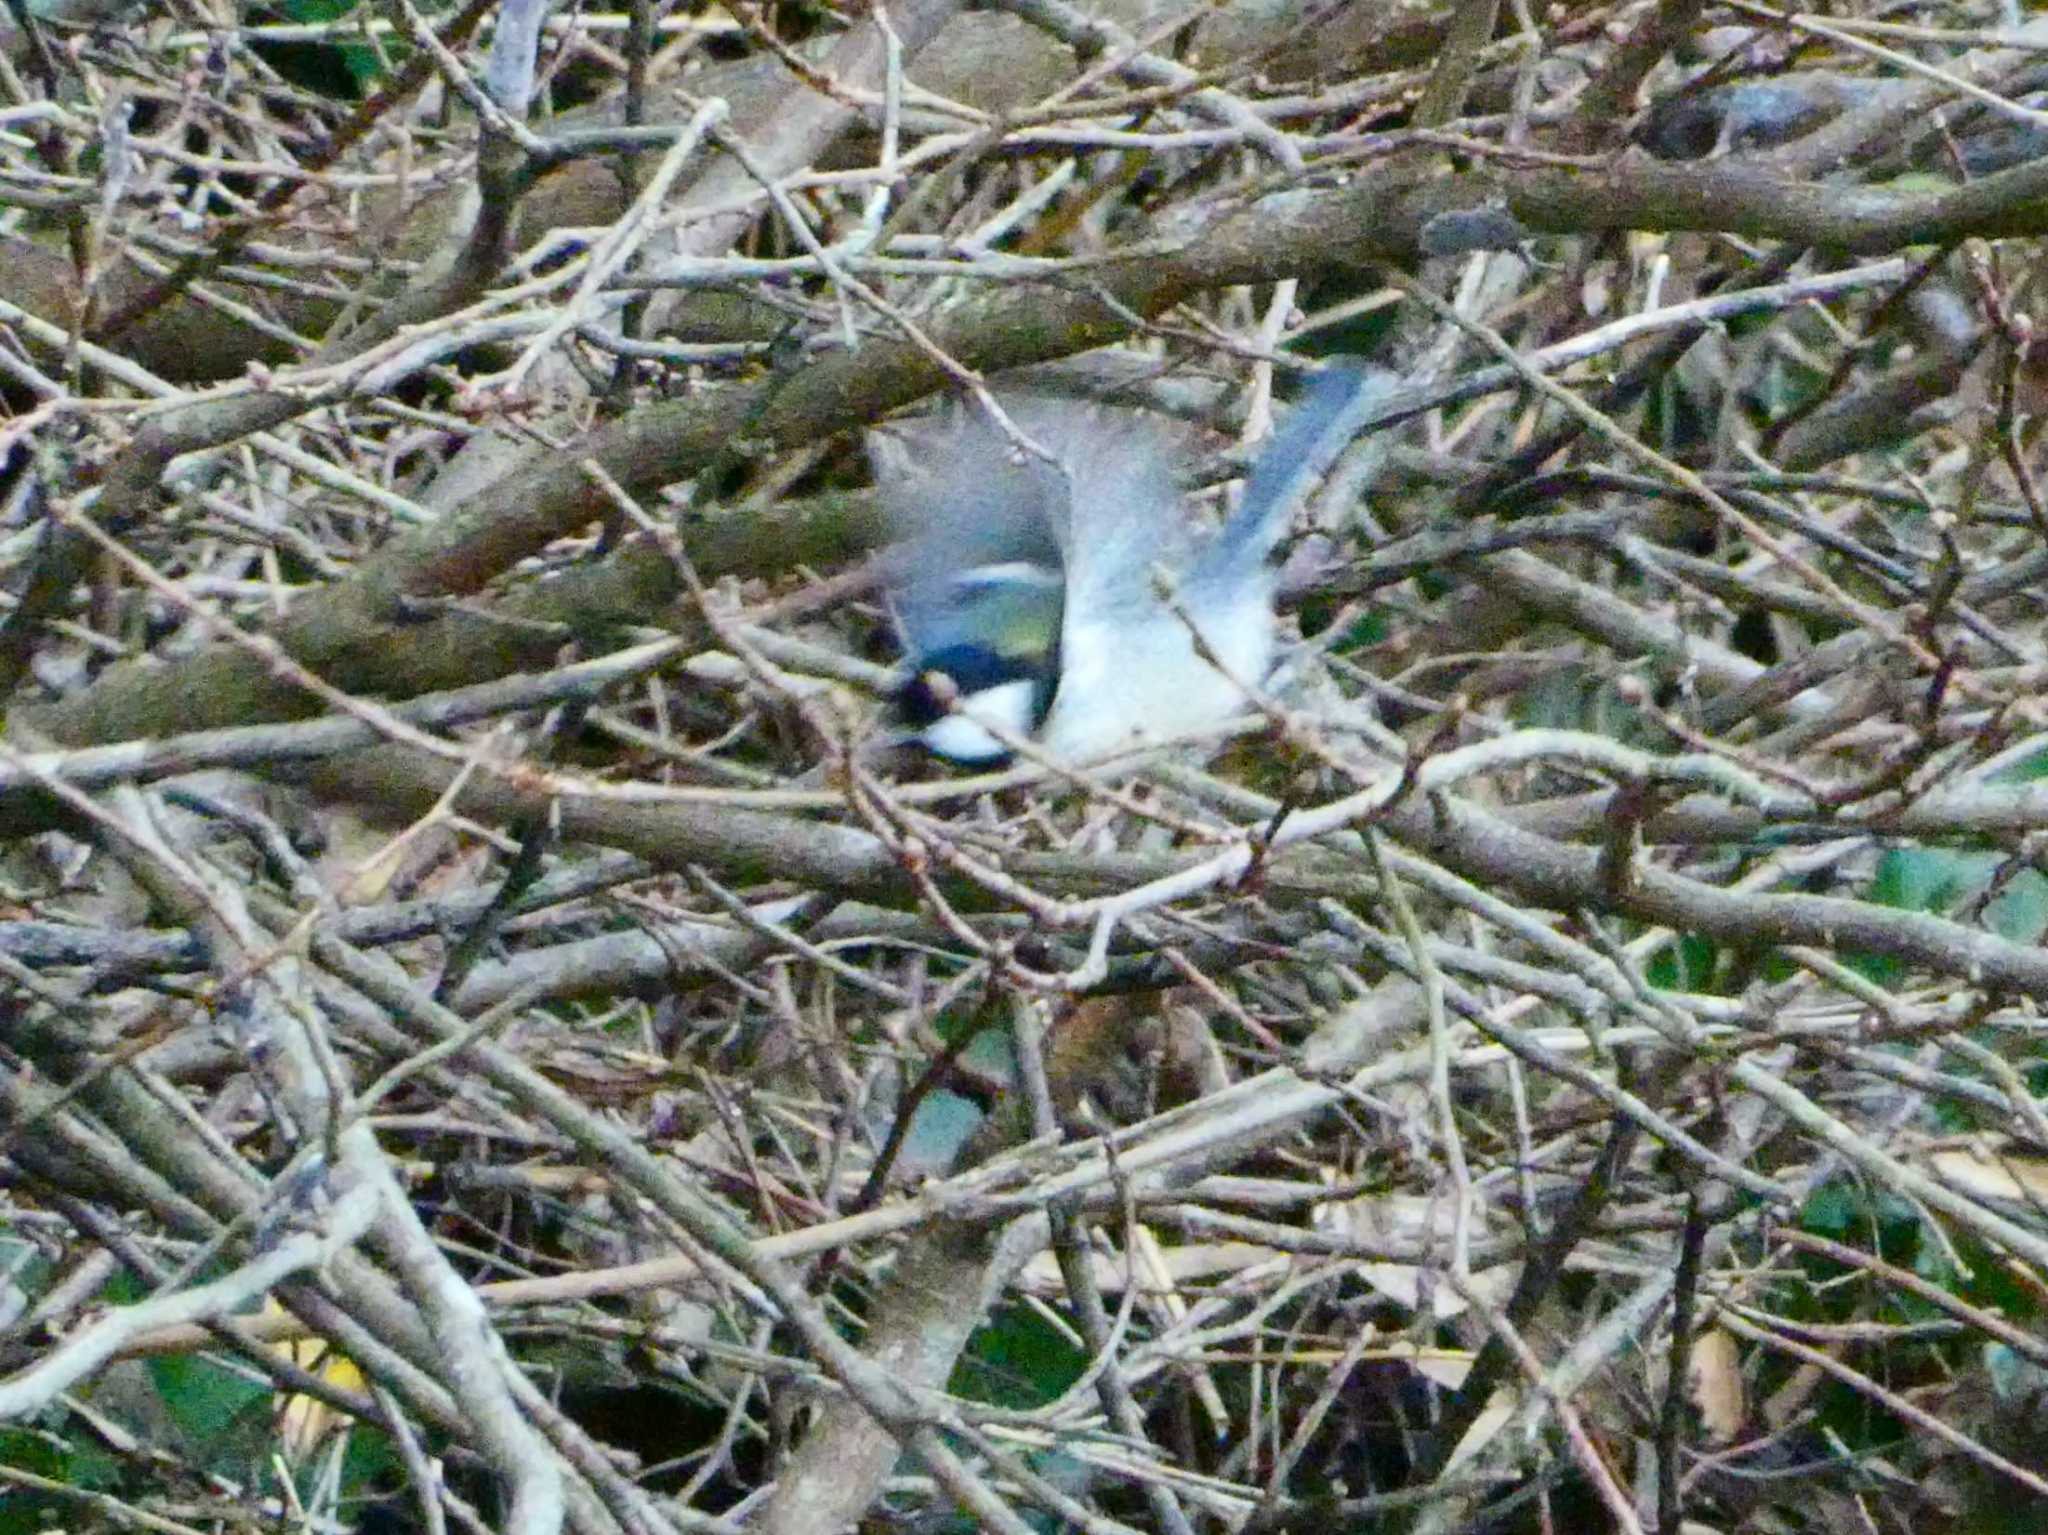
(1041, 587, 1273, 760)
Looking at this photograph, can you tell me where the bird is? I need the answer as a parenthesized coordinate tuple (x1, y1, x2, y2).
(870, 366, 1393, 765)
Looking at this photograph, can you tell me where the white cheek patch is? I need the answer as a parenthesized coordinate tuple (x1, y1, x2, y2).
(950, 562, 1064, 597)
(917, 677, 1039, 763)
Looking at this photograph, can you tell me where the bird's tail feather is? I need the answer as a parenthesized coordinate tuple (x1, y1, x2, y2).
(1196, 366, 1400, 582)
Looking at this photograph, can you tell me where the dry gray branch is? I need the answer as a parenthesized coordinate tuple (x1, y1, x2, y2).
(4, 5, 2048, 1535)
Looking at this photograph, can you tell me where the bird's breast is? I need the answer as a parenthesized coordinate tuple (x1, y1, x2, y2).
(1041, 599, 1273, 760)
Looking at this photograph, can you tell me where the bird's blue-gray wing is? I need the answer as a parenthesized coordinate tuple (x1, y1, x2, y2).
(869, 401, 1071, 667)
(1001, 395, 1193, 621)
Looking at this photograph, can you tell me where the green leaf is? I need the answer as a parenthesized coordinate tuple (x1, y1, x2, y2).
(0, 1426, 121, 1535)
(1304, 600, 1386, 652)
(1647, 933, 1716, 992)
(0, 1427, 69, 1481)
(1984, 871, 2048, 944)
(1951, 1235, 2043, 1325)
(278, 0, 361, 20)
(336, 1421, 400, 1496)
(261, 0, 384, 94)
(1800, 1179, 1860, 1239)
(145, 1351, 273, 1465)
(1866, 846, 1993, 915)
(1990, 743, 2048, 782)
(337, 45, 383, 90)
(1850, 847, 2002, 982)
(953, 1304, 1087, 1411)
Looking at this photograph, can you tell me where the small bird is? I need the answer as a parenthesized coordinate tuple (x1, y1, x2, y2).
(871, 366, 1392, 763)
